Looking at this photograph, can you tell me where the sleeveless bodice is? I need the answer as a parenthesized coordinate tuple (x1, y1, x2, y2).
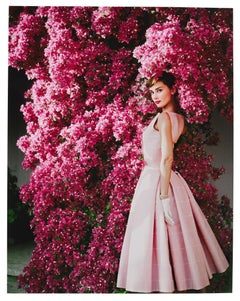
(142, 112, 185, 167)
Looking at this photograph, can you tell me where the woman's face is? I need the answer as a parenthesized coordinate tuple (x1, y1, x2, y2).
(149, 80, 175, 111)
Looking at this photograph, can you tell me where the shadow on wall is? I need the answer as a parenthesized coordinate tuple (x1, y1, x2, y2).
(8, 67, 32, 188)
(205, 111, 233, 206)
(8, 67, 33, 245)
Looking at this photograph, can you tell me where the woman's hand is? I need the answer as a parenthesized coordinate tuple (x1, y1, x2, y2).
(161, 197, 174, 225)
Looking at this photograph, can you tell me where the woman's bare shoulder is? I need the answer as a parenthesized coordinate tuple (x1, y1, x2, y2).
(156, 112, 172, 131)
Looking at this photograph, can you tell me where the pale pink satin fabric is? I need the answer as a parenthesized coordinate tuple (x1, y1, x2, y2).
(117, 112, 229, 293)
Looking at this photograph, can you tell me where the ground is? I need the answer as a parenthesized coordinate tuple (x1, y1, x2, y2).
(7, 241, 34, 293)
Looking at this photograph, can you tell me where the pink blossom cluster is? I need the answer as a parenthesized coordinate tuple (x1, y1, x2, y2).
(9, 10, 47, 70)
(91, 7, 142, 43)
(9, 7, 232, 293)
(133, 9, 233, 123)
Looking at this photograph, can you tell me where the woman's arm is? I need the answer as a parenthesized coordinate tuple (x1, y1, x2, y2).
(157, 112, 173, 197)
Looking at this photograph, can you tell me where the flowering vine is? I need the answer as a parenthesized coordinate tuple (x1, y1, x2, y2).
(9, 6, 232, 293)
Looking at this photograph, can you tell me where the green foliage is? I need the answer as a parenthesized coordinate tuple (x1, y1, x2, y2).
(8, 168, 33, 243)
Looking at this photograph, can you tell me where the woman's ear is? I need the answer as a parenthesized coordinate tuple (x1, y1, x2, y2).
(171, 86, 177, 95)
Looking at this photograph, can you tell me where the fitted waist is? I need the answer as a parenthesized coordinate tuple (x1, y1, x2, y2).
(143, 163, 160, 170)
(143, 163, 180, 174)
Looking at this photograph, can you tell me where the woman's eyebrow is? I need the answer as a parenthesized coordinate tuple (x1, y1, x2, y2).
(150, 85, 163, 91)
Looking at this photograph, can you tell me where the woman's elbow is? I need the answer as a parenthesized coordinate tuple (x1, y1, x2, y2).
(162, 156, 173, 168)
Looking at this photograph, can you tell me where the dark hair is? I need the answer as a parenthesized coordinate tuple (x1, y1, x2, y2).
(146, 71, 176, 89)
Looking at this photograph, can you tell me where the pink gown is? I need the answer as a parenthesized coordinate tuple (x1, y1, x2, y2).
(117, 112, 229, 293)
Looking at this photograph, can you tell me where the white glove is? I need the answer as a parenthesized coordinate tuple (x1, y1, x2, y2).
(161, 197, 174, 225)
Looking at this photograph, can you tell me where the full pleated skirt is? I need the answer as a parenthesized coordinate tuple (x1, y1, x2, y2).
(116, 166, 229, 293)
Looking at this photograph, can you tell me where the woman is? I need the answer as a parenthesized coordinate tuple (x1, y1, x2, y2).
(116, 72, 229, 293)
